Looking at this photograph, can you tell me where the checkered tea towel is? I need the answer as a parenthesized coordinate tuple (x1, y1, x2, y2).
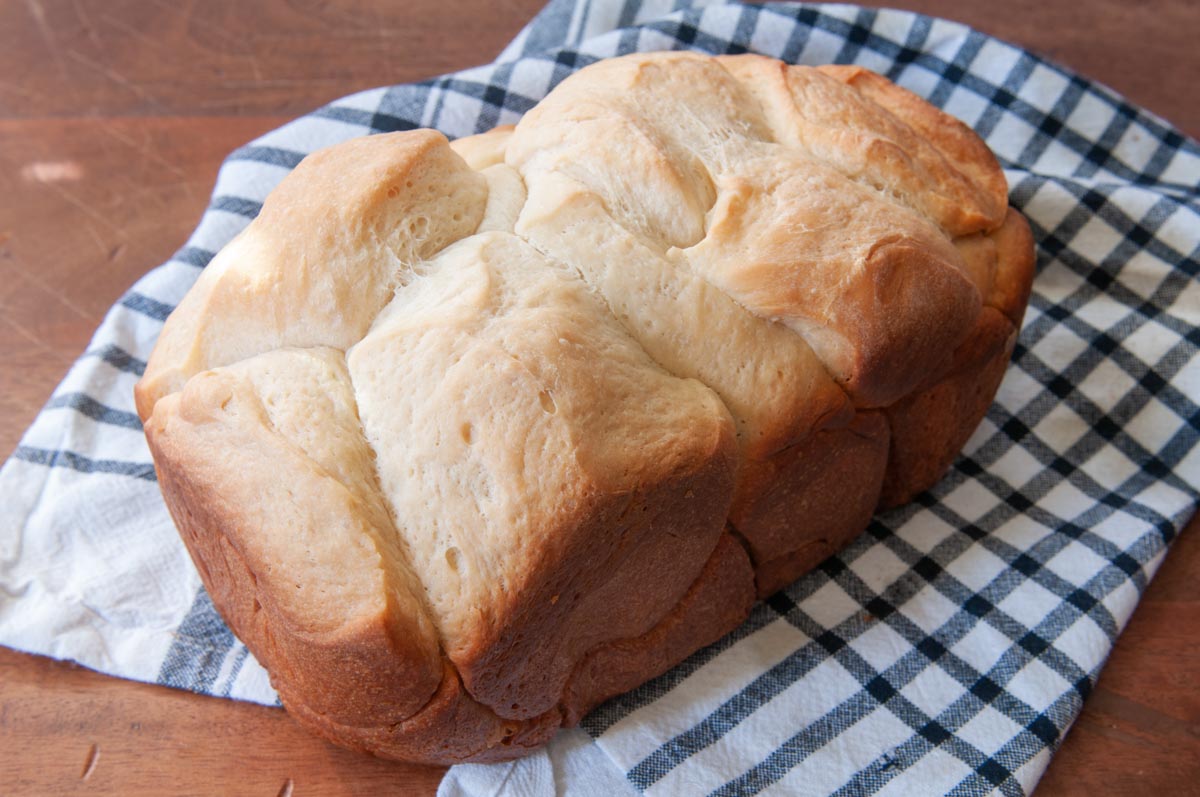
(1, 1, 1197, 795)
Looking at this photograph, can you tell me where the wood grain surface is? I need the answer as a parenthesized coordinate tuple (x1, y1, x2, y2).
(1, 1, 1196, 795)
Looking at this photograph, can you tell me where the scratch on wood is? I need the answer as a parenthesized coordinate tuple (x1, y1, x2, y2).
(144, 0, 242, 48)
(0, 311, 62, 355)
(249, 51, 264, 82)
(81, 221, 113, 261)
(98, 12, 168, 52)
(81, 743, 100, 780)
(23, 0, 68, 80)
(26, 177, 123, 278)
(277, 778, 294, 797)
(0, 79, 37, 101)
(38, 177, 119, 233)
(71, 0, 102, 47)
(64, 48, 162, 110)
(90, 119, 190, 184)
(138, 127, 190, 183)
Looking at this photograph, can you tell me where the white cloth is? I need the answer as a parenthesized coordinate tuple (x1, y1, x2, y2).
(439, 729, 639, 797)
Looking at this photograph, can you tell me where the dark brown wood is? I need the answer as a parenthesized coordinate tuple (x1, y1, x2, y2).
(0, 116, 287, 451)
(0, 1, 1196, 794)
(0, 0, 547, 119)
(0, 644, 446, 795)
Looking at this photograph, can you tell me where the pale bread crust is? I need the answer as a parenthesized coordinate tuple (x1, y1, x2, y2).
(137, 53, 1035, 763)
(134, 130, 489, 420)
(145, 352, 445, 726)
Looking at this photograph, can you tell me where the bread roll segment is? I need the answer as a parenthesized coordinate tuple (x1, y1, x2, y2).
(137, 53, 1033, 763)
(144, 348, 444, 726)
(134, 130, 489, 420)
(347, 232, 739, 721)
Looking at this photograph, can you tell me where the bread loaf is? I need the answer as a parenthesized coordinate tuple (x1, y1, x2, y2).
(135, 52, 1034, 763)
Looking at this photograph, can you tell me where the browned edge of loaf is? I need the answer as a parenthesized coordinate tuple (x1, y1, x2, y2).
(880, 207, 1036, 509)
(435, 382, 741, 723)
(740, 410, 890, 599)
(743, 208, 1035, 595)
(717, 60, 1036, 596)
(143, 367, 749, 765)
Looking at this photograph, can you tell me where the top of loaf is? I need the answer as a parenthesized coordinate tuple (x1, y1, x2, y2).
(136, 52, 1017, 736)
(137, 52, 1011, 420)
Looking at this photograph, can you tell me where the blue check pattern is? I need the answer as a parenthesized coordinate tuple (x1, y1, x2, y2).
(1, 2, 1197, 795)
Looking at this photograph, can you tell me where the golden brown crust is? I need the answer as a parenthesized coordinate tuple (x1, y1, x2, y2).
(987, 207, 1038, 326)
(136, 53, 1035, 764)
(342, 232, 740, 722)
(755, 542, 840, 601)
(283, 660, 562, 765)
(817, 64, 1009, 232)
(718, 56, 1006, 236)
(880, 308, 1017, 508)
(560, 532, 755, 725)
(455, 410, 738, 720)
(731, 411, 889, 576)
(879, 210, 1035, 508)
(689, 152, 983, 408)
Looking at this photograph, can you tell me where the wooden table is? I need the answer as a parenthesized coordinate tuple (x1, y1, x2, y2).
(1, 1, 1196, 794)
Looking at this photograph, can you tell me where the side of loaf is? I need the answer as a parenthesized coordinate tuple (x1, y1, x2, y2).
(135, 52, 1034, 764)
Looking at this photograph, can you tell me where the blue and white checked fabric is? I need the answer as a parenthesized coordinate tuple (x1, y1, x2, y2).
(2, 2, 1198, 795)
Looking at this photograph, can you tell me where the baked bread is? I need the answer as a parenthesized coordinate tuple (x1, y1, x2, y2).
(135, 52, 1035, 763)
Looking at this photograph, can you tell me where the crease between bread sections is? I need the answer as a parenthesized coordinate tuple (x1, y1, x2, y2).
(133, 52, 1035, 764)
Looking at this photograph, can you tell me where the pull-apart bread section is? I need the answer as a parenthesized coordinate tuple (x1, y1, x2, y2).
(136, 52, 1034, 763)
